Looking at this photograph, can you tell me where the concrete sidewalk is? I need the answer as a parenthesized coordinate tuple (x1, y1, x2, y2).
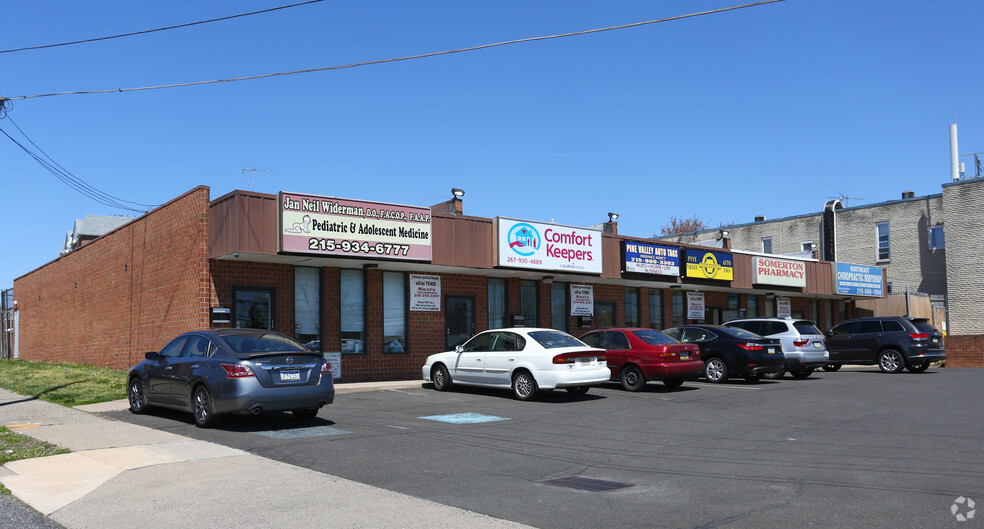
(0, 383, 532, 529)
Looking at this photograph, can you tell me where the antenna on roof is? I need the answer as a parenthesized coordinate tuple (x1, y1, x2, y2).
(825, 192, 864, 207)
(241, 168, 271, 192)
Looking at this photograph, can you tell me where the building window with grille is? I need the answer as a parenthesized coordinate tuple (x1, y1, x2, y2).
(520, 279, 538, 327)
(671, 290, 685, 325)
(877, 222, 890, 261)
(550, 282, 568, 331)
(625, 288, 640, 327)
(928, 225, 944, 250)
(649, 289, 663, 329)
(489, 278, 507, 329)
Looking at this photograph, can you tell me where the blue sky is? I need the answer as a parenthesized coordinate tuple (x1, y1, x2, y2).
(2, 0, 982, 288)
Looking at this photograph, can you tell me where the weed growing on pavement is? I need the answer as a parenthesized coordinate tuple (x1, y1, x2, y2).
(0, 360, 127, 407)
(0, 426, 70, 494)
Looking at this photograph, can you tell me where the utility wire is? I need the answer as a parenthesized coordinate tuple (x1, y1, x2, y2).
(4, 0, 785, 101)
(0, 0, 325, 54)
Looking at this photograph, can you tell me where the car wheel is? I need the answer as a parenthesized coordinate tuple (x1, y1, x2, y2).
(431, 364, 452, 391)
(878, 349, 905, 373)
(619, 365, 646, 392)
(821, 364, 841, 372)
(790, 368, 814, 379)
(565, 386, 590, 396)
(193, 385, 217, 428)
(906, 360, 930, 373)
(512, 371, 539, 401)
(762, 368, 785, 379)
(704, 358, 728, 383)
(662, 379, 684, 389)
(292, 408, 318, 421)
(127, 377, 148, 414)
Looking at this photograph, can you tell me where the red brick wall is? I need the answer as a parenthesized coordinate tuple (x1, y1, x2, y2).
(942, 335, 984, 367)
(13, 187, 212, 369)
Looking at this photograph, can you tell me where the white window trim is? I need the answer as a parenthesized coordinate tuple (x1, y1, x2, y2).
(876, 222, 891, 262)
(762, 236, 773, 254)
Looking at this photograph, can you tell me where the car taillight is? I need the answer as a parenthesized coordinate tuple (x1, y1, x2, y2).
(793, 339, 809, 347)
(738, 343, 764, 350)
(552, 352, 605, 364)
(909, 333, 929, 339)
(321, 362, 332, 374)
(221, 364, 255, 378)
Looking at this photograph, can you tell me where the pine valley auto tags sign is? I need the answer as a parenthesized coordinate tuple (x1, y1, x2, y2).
(752, 257, 806, 288)
(280, 192, 432, 260)
(496, 218, 602, 274)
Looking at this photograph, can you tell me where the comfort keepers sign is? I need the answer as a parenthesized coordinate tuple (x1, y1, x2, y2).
(752, 257, 806, 287)
(495, 218, 602, 274)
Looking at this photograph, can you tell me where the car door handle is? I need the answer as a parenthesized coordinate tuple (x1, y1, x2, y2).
(191, 364, 200, 369)
(164, 367, 173, 371)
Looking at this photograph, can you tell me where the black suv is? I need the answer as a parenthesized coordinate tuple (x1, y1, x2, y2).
(824, 317, 945, 373)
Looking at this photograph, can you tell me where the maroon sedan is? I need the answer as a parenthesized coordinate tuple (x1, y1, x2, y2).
(580, 328, 702, 391)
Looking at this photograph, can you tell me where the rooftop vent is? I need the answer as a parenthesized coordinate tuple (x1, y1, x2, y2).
(902, 190, 915, 199)
(754, 215, 766, 222)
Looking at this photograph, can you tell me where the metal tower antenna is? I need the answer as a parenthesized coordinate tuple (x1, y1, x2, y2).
(241, 168, 271, 191)
(959, 152, 984, 178)
(825, 192, 864, 207)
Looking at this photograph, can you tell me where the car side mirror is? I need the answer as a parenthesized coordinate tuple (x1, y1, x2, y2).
(455, 345, 464, 354)
(144, 351, 160, 361)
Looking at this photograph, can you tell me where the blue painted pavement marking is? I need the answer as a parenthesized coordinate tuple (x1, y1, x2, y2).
(252, 426, 351, 439)
(418, 412, 510, 424)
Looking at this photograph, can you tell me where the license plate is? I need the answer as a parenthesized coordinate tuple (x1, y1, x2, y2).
(280, 370, 300, 381)
(680, 353, 691, 360)
(578, 358, 592, 365)
(814, 342, 823, 348)
(768, 348, 776, 354)
(932, 338, 939, 344)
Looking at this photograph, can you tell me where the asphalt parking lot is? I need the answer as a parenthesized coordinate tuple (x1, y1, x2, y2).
(106, 368, 984, 529)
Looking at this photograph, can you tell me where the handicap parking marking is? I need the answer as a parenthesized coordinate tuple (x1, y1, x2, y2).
(418, 412, 510, 424)
(252, 425, 352, 439)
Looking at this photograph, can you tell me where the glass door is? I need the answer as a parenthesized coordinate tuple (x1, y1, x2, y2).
(446, 295, 475, 351)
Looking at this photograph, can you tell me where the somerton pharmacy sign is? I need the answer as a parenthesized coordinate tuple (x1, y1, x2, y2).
(752, 257, 806, 288)
(496, 218, 602, 274)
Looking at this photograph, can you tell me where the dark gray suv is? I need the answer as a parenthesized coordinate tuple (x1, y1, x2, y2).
(824, 316, 945, 373)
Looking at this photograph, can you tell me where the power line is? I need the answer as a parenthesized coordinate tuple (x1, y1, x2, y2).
(4, 0, 785, 101)
(0, 0, 325, 54)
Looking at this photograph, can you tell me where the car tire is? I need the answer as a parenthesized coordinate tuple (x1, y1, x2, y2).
(762, 368, 784, 379)
(565, 386, 590, 396)
(512, 371, 539, 401)
(619, 365, 646, 392)
(906, 360, 930, 373)
(790, 368, 814, 379)
(127, 377, 148, 414)
(662, 379, 684, 389)
(193, 385, 217, 428)
(431, 364, 452, 391)
(878, 349, 905, 373)
(821, 364, 841, 372)
(292, 408, 318, 421)
(704, 358, 728, 383)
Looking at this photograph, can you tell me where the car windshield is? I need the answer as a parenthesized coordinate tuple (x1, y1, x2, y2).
(793, 321, 823, 335)
(527, 330, 586, 349)
(223, 333, 309, 354)
(632, 329, 678, 345)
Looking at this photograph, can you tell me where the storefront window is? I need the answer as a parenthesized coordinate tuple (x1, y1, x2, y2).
(383, 271, 407, 353)
(747, 295, 758, 318)
(294, 267, 321, 351)
(625, 288, 640, 327)
(550, 282, 568, 331)
(724, 294, 739, 322)
(340, 269, 365, 354)
(594, 301, 615, 328)
(671, 290, 685, 326)
(234, 287, 274, 330)
(488, 278, 507, 329)
(765, 296, 776, 317)
(649, 289, 663, 329)
(521, 279, 538, 327)
(824, 300, 834, 330)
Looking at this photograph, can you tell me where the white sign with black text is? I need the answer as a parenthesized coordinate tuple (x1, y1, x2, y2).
(777, 297, 791, 319)
(570, 284, 594, 316)
(687, 291, 705, 320)
(409, 274, 441, 312)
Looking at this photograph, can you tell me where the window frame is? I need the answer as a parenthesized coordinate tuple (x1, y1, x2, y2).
(928, 225, 944, 250)
(339, 269, 366, 355)
(762, 237, 773, 254)
(382, 271, 408, 354)
(876, 221, 891, 261)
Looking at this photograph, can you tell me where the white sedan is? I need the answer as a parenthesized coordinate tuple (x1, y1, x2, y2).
(422, 328, 609, 401)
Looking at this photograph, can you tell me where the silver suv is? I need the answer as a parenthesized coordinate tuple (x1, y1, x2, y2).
(724, 318, 829, 379)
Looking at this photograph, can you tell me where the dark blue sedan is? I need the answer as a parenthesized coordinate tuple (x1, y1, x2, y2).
(126, 328, 335, 427)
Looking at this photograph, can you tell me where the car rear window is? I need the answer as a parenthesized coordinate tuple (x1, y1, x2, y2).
(911, 320, 939, 333)
(632, 329, 678, 345)
(528, 330, 586, 349)
(223, 333, 309, 354)
(793, 321, 823, 335)
(715, 327, 762, 340)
